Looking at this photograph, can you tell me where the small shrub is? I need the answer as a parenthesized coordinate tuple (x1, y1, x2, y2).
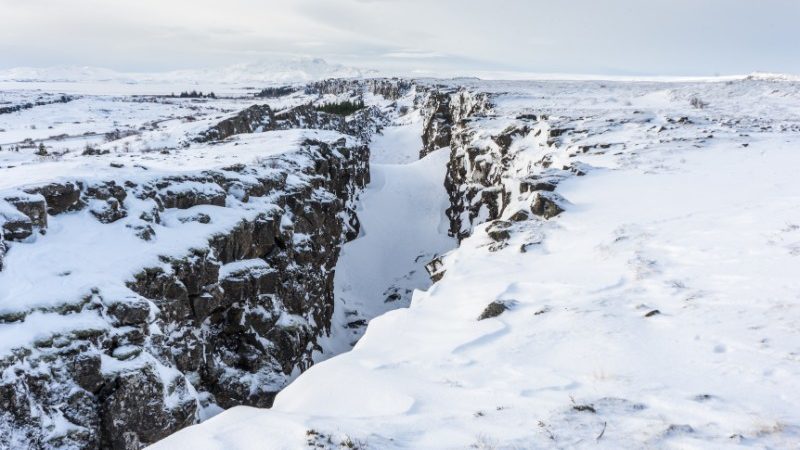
(689, 96, 708, 109)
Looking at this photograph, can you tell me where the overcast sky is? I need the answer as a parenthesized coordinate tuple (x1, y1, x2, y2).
(1, 0, 798, 76)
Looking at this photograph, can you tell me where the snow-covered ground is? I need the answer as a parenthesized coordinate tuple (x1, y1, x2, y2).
(0, 59, 374, 96)
(0, 128, 352, 352)
(318, 114, 455, 357)
(151, 77, 800, 449)
(3, 73, 800, 449)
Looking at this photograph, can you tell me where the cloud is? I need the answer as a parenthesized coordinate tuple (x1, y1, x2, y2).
(0, 0, 798, 75)
(383, 51, 447, 59)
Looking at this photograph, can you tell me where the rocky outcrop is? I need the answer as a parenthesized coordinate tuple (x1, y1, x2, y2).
(196, 101, 386, 144)
(273, 104, 347, 133)
(0, 95, 74, 115)
(25, 182, 84, 215)
(194, 104, 274, 142)
(530, 191, 566, 219)
(415, 85, 579, 243)
(305, 78, 414, 100)
(419, 87, 491, 158)
(0, 138, 369, 449)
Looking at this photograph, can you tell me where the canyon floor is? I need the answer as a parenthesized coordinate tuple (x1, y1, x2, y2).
(1, 75, 799, 449)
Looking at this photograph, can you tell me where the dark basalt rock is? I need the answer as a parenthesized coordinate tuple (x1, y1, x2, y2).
(530, 192, 566, 219)
(519, 176, 558, 193)
(425, 255, 446, 283)
(178, 212, 211, 224)
(274, 104, 346, 132)
(209, 213, 281, 264)
(158, 183, 226, 210)
(100, 367, 196, 450)
(0, 211, 33, 241)
(478, 300, 512, 320)
(85, 181, 127, 204)
(0, 82, 379, 449)
(90, 198, 127, 223)
(0, 237, 6, 271)
(508, 209, 530, 222)
(492, 124, 530, 151)
(645, 309, 661, 318)
(25, 181, 84, 215)
(4, 192, 48, 231)
(1, 193, 48, 242)
(194, 104, 274, 143)
(486, 220, 512, 242)
(420, 89, 459, 158)
(106, 299, 151, 326)
(305, 78, 413, 101)
(195, 92, 386, 145)
(68, 353, 105, 394)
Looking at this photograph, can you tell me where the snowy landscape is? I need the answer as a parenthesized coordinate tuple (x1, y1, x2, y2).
(2, 1, 800, 449)
(1, 68, 799, 449)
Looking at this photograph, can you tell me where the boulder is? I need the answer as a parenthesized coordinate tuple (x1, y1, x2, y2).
(4, 192, 47, 231)
(478, 300, 514, 320)
(67, 353, 105, 394)
(530, 191, 567, 219)
(25, 181, 84, 215)
(106, 299, 152, 326)
(425, 255, 447, 283)
(0, 210, 33, 241)
(100, 367, 196, 449)
(85, 181, 127, 203)
(195, 104, 274, 142)
(89, 198, 127, 223)
(486, 220, 512, 242)
(158, 181, 226, 210)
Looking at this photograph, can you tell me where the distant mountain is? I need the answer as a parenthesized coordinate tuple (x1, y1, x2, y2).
(162, 58, 377, 84)
(0, 58, 377, 84)
(0, 66, 130, 83)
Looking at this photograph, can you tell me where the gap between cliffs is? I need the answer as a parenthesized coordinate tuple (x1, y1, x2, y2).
(316, 113, 456, 359)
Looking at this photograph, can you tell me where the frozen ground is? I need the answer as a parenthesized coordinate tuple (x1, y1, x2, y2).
(2, 73, 800, 449)
(153, 77, 800, 449)
(318, 114, 455, 357)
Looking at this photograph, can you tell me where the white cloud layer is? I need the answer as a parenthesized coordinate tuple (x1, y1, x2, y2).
(1, 0, 798, 75)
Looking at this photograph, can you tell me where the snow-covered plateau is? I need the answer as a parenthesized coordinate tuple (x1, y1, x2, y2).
(1, 74, 799, 449)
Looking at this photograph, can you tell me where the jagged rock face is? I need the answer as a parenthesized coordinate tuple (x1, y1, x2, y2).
(419, 88, 492, 159)
(530, 191, 566, 219)
(100, 367, 196, 449)
(443, 122, 517, 240)
(0, 137, 370, 449)
(0, 237, 6, 271)
(420, 89, 454, 158)
(414, 84, 578, 242)
(25, 182, 84, 215)
(417, 86, 518, 240)
(305, 78, 413, 100)
(196, 102, 386, 146)
(195, 104, 274, 142)
(273, 104, 347, 133)
(4, 193, 48, 232)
